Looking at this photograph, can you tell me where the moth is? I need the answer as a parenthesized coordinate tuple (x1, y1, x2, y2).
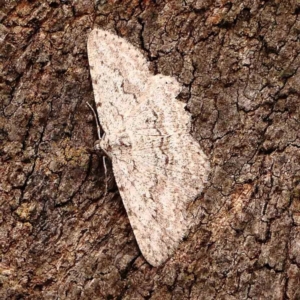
(87, 28, 210, 266)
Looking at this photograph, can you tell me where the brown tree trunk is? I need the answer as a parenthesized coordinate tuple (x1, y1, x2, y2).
(1, 0, 300, 299)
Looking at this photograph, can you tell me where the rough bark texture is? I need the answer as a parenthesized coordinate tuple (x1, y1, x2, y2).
(1, 0, 300, 299)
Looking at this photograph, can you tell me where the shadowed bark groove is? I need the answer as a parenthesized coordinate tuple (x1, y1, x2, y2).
(1, 0, 299, 299)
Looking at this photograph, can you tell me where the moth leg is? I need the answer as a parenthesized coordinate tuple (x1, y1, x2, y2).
(87, 102, 109, 194)
(103, 156, 108, 195)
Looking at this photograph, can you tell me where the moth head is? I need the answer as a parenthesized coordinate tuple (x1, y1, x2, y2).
(94, 135, 112, 158)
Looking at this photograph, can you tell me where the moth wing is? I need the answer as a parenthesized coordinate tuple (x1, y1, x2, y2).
(112, 158, 179, 266)
(128, 75, 210, 197)
(112, 75, 210, 266)
(88, 29, 210, 266)
(87, 28, 149, 135)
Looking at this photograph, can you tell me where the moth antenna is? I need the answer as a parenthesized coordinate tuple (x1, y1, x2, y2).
(86, 102, 102, 139)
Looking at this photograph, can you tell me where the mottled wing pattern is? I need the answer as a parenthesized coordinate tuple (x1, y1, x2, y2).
(87, 28, 210, 266)
(113, 75, 210, 266)
(87, 29, 149, 136)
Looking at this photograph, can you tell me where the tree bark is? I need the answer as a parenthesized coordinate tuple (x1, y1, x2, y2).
(1, 0, 300, 299)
